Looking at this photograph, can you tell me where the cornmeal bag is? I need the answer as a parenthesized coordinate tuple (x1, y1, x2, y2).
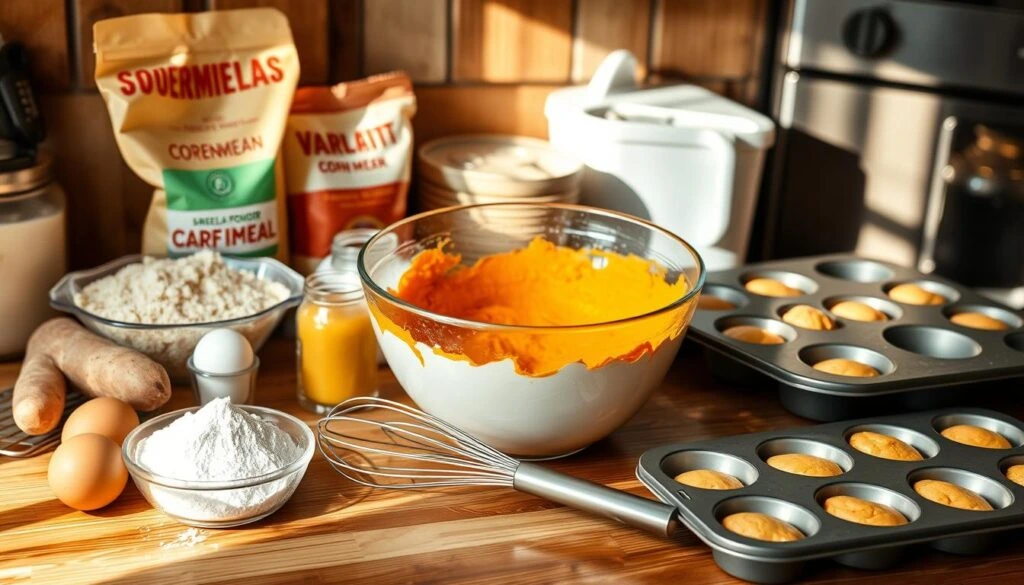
(94, 9, 299, 259)
(284, 73, 416, 274)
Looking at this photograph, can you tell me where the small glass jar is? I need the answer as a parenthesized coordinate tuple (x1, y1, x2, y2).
(296, 270, 378, 414)
(0, 151, 66, 359)
(316, 227, 388, 366)
(315, 228, 380, 274)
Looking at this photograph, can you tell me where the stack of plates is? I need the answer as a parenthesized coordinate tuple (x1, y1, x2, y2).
(416, 135, 583, 211)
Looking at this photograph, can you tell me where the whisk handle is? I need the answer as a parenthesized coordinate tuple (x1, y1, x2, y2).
(513, 463, 681, 538)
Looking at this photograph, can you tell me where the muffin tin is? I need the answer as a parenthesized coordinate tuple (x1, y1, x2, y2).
(637, 408, 1024, 583)
(688, 255, 1024, 420)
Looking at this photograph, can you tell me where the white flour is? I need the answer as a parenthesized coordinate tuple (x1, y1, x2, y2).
(137, 398, 304, 523)
(75, 251, 289, 324)
(72, 251, 291, 378)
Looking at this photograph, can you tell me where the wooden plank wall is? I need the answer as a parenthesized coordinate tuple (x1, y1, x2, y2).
(0, 0, 770, 269)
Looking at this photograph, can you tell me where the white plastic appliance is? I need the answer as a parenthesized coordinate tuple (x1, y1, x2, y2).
(544, 51, 775, 270)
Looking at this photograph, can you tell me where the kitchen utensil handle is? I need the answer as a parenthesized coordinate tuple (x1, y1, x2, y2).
(513, 462, 681, 538)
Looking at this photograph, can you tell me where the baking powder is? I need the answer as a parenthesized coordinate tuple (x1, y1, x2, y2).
(137, 398, 302, 523)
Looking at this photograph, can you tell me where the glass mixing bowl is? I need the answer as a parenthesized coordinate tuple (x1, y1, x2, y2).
(358, 203, 705, 458)
(50, 255, 303, 381)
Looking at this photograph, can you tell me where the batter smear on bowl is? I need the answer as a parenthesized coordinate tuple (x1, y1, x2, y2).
(381, 238, 691, 376)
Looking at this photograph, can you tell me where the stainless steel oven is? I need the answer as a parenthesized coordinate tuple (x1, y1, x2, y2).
(761, 0, 1024, 307)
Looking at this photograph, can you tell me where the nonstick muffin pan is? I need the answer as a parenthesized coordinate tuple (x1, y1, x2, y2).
(637, 408, 1024, 584)
(687, 255, 1024, 420)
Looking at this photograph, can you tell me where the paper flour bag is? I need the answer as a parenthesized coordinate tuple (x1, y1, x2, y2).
(283, 72, 416, 273)
(94, 9, 299, 260)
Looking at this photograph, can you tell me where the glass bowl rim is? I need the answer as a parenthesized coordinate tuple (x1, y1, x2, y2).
(122, 404, 315, 490)
(49, 254, 304, 331)
(357, 202, 707, 332)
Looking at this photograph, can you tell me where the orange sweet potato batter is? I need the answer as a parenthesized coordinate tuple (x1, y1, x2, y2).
(371, 238, 693, 376)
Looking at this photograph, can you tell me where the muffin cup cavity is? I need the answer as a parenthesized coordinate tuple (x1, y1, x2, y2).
(715, 316, 798, 343)
(824, 295, 902, 321)
(932, 413, 1024, 448)
(815, 483, 921, 524)
(661, 450, 759, 488)
(799, 345, 895, 377)
(816, 260, 894, 283)
(944, 304, 1022, 330)
(741, 270, 818, 296)
(1004, 332, 1024, 352)
(883, 280, 961, 305)
(883, 326, 982, 359)
(714, 496, 821, 540)
(908, 468, 1014, 510)
(756, 438, 854, 473)
(698, 285, 749, 311)
(999, 455, 1024, 485)
(844, 424, 939, 459)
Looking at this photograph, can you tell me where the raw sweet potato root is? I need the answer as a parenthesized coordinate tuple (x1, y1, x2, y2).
(12, 318, 171, 434)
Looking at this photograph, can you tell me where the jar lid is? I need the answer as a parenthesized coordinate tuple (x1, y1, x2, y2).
(417, 135, 582, 197)
(304, 270, 365, 305)
(0, 150, 53, 196)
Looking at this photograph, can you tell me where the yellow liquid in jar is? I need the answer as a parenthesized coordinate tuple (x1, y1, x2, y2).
(297, 301, 378, 407)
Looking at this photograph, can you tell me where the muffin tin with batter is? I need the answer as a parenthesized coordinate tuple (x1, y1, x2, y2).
(637, 408, 1024, 584)
(687, 255, 1024, 420)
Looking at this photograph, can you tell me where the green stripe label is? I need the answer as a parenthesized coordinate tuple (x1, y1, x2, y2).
(164, 158, 277, 211)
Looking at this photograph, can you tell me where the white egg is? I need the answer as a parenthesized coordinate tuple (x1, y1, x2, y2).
(192, 328, 254, 374)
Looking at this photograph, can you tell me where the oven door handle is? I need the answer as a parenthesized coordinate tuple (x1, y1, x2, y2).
(918, 116, 958, 274)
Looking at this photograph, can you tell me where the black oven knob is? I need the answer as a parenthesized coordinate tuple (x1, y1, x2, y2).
(842, 7, 896, 58)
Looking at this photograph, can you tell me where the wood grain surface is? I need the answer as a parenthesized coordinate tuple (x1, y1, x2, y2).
(452, 0, 573, 82)
(651, 0, 764, 79)
(364, 0, 448, 82)
(207, 0, 330, 84)
(572, 0, 651, 83)
(2, 338, 1024, 584)
(0, 0, 70, 90)
(413, 84, 559, 145)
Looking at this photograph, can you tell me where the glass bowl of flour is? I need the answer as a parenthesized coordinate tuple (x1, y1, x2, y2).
(122, 399, 315, 528)
(50, 252, 304, 381)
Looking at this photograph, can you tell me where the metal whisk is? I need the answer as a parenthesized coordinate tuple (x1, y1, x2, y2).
(317, 396, 681, 537)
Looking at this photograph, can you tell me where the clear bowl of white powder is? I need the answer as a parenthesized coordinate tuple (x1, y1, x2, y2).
(122, 399, 315, 528)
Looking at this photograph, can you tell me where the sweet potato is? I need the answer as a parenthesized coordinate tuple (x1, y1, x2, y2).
(12, 354, 66, 435)
(26, 318, 171, 411)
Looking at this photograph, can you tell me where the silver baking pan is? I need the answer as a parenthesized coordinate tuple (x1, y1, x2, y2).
(637, 408, 1024, 583)
(687, 255, 1024, 420)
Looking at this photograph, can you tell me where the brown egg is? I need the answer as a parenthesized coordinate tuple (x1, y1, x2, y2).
(48, 433, 128, 511)
(62, 397, 140, 446)
(698, 295, 736, 311)
(830, 301, 887, 322)
(813, 358, 879, 377)
(950, 312, 1009, 331)
(745, 278, 802, 298)
(782, 305, 835, 330)
(723, 325, 786, 345)
(888, 283, 945, 305)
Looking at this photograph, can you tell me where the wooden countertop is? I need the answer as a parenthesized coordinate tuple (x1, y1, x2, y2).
(2, 338, 1024, 585)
